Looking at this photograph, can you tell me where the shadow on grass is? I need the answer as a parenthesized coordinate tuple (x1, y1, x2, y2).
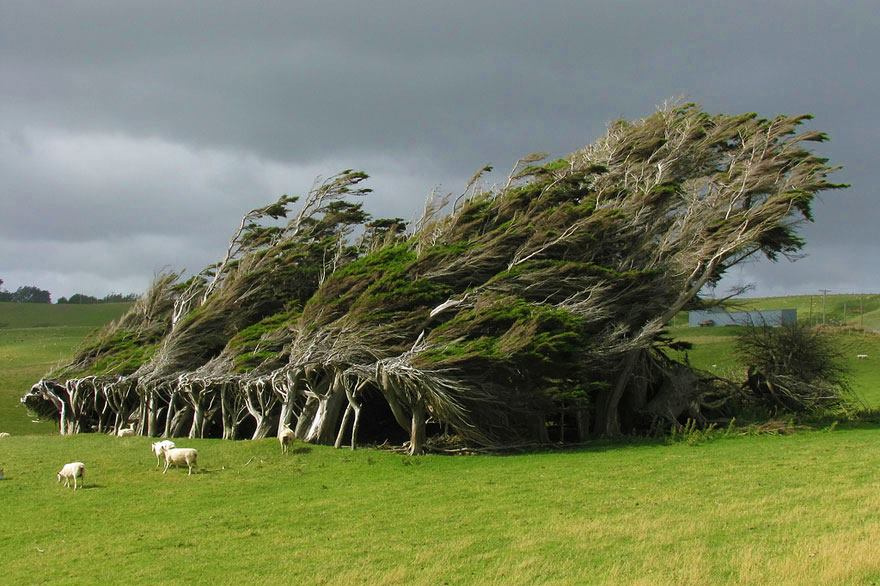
(423, 417, 880, 459)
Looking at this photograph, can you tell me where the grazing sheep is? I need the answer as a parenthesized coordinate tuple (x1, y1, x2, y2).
(117, 427, 135, 437)
(279, 427, 295, 454)
(857, 354, 868, 360)
(162, 447, 198, 475)
(151, 440, 176, 467)
(57, 462, 85, 490)
(0, 432, 10, 438)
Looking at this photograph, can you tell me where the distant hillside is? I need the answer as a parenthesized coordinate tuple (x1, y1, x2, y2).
(0, 302, 132, 329)
(0, 301, 133, 434)
(735, 294, 880, 329)
(669, 294, 880, 407)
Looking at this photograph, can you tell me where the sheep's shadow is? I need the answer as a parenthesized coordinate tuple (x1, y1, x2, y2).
(161, 469, 212, 475)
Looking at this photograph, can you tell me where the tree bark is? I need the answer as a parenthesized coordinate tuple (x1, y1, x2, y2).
(334, 404, 353, 449)
(59, 401, 70, 436)
(278, 400, 295, 435)
(595, 349, 639, 436)
(575, 408, 590, 442)
(169, 405, 192, 437)
(294, 396, 319, 439)
(146, 392, 159, 437)
(383, 391, 412, 433)
(527, 413, 550, 444)
(252, 415, 271, 440)
(304, 386, 346, 444)
(243, 379, 279, 440)
(410, 401, 426, 456)
(189, 404, 204, 439)
(276, 370, 303, 439)
(350, 404, 362, 450)
(164, 392, 178, 438)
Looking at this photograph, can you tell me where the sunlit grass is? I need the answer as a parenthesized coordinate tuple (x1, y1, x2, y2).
(0, 303, 130, 435)
(3, 432, 880, 584)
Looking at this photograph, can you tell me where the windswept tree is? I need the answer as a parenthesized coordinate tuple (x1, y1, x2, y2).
(25, 103, 845, 450)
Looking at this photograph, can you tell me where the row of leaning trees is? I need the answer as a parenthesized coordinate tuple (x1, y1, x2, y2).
(23, 103, 844, 454)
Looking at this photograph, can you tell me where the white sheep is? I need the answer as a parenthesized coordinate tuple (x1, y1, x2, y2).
(117, 427, 135, 437)
(151, 440, 176, 467)
(162, 446, 198, 475)
(857, 354, 868, 360)
(0, 432, 10, 438)
(57, 462, 85, 490)
(279, 426, 295, 454)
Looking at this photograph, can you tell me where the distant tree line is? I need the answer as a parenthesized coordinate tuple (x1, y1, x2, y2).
(0, 279, 52, 303)
(0, 277, 138, 304)
(57, 292, 139, 304)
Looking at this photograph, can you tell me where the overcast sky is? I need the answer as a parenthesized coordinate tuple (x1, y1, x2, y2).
(1, 1, 877, 299)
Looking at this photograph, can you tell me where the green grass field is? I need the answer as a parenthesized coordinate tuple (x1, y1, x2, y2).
(2, 299, 880, 584)
(670, 325, 880, 406)
(0, 302, 131, 435)
(3, 430, 880, 584)
(0, 301, 132, 329)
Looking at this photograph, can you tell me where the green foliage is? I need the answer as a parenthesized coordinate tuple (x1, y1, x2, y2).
(738, 322, 854, 414)
(84, 332, 158, 376)
(227, 307, 300, 373)
(305, 242, 449, 325)
(0, 285, 52, 303)
(355, 272, 451, 318)
(58, 292, 140, 304)
(424, 296, 587, 376)
(60, 326, 164, 379)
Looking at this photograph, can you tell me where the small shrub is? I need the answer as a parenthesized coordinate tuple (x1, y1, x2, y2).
(737, 322, 852, 415)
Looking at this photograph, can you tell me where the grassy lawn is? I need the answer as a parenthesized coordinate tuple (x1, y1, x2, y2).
(3, 431, 880, 584)
(3, 298, 880, 583)
(0, 302, 131, 435)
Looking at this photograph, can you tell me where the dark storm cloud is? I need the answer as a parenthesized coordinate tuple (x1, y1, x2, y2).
(0, 1, 877, 297)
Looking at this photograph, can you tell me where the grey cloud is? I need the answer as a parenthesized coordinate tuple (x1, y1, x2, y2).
(4, 2, 873, 167)
(720, 243, 880, 298)
(0, 1, 878, 297)
(0, 128, 458, 297)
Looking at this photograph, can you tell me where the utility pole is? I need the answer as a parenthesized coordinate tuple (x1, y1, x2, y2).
(819, 289, 831, 325)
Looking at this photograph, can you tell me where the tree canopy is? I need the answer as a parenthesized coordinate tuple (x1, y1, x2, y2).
(0, 284, 51, 303)
(23, 103, 846, 452)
